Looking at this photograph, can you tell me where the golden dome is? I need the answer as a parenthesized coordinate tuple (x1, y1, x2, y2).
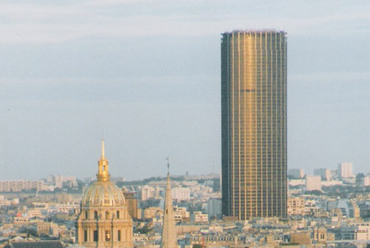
(77, 140, 133, 248)
(82, 139, 125, 207)
(82, 180, 125, 207)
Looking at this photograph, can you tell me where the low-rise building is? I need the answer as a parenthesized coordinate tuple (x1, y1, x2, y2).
(171, 187, 191, 202)
(306, 175, 322, 191)
(191, 211, 208, 223)
(288, 197, 305, 216)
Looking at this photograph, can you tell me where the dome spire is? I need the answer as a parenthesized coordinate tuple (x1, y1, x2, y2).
(101, 138, 105, 159)
(97, 139, 110, 182)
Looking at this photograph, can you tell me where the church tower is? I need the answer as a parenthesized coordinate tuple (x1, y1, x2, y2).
(160, 161, 177, 248)
(76, 140, 133, 248)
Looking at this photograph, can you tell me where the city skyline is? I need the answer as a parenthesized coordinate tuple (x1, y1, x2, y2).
(1, 0, 370, 180)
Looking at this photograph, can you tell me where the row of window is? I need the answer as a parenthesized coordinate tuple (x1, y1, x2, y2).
(84, 229, 122, 242)
(84, 210, 121, 219)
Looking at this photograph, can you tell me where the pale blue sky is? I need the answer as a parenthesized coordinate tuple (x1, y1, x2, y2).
(0, 0, 369, 180)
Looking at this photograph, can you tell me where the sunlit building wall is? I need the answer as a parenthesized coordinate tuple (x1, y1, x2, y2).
(338, 162, 354, 178)
(221, 30, 287, 220)
(306, 175, 322, 191)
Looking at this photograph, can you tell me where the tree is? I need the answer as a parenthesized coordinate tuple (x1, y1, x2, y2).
(356, 173, 365, 184)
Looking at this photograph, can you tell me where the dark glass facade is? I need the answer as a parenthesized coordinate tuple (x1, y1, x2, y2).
(221, 30, 287, 220)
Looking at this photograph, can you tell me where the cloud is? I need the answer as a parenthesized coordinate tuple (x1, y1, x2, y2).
(80, 0, 160, 7)
(0, 0, 369, 44)
(290, 72, 370, 84)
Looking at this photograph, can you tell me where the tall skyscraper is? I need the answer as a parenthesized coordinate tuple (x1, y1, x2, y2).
(221, 30, 287, 220)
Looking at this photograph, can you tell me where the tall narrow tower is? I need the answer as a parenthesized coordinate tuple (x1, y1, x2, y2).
(221, 30, 287, 220)
(161, 161, 177, 248)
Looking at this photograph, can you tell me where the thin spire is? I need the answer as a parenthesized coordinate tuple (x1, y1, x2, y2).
(161, 159, 177, 248)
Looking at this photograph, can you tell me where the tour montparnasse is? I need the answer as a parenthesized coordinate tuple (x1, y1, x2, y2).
(221, 30, 288, 220)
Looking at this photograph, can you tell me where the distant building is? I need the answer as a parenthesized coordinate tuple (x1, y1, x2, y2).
(221, 30, 287, 220)
(287, 197, 305, 216)
(337, 199, 360, 218)
(306, 176, 321, 191)
(143, 207, 162, 219)
(171, 187, 190, 202)
(328, 169, 338, 180)
(314, 168, 331, 181)
(321, 180, 343, 187)
(207, 198, 222, 219)
(141, 186, 155, 201)
(174, 206, 190, 223)
(47, 175, 77, 188)
(290, 232, 311, 245)
(191, 211, 208, 223)
(37, 221, 52, 236)
(288, 179, 305, 187)
(288, 169, 305, 179)
(362, 175, 370, 186)
(338, 162, 354, 178)
(122, 190, 138, 219)
(356, 224, 370, 240)
(335, 224, 370, 240)
(313, 227, 331, 243)
(349, 200, 360, 218)
(0, 180, 49, 192)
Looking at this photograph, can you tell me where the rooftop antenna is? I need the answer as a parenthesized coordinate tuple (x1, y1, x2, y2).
(101, 130, 105, 158)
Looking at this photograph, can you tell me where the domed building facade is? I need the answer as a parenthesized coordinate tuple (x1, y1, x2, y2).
(76, 140, 133, 248)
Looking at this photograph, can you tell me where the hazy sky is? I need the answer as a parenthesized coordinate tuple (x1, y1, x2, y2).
(0, 0, 369, 180)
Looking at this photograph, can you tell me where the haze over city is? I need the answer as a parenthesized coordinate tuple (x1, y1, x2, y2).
(1, 0, 370, 180)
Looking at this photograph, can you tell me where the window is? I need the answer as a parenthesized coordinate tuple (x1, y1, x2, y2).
(105, 230, 111, 241)
(94, 211, 98, 219)
(105, 211, 109, 219)
(116, 210, 120, 219)
(93, 230, 98, 242)
(118, 230, 121, 241)
(84, 230, 87, 242)
(85, 211, 88, 219)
